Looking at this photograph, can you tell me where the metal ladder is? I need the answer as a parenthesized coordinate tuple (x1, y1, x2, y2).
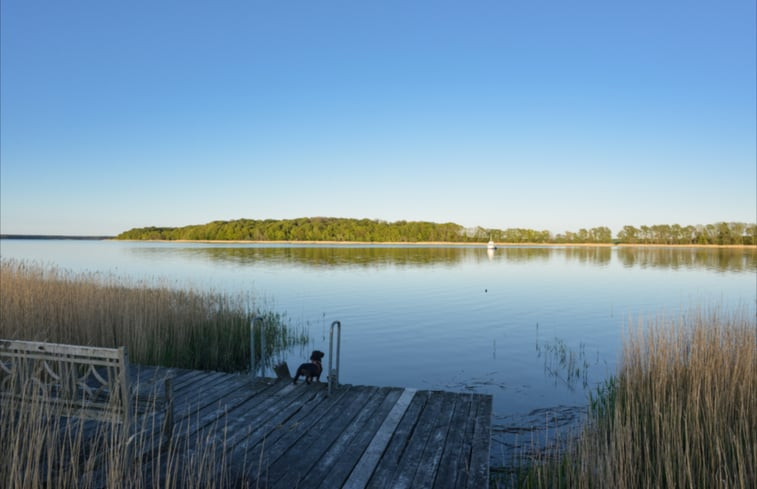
(251, 317, 342, 396)
(328, 320, 341, 395)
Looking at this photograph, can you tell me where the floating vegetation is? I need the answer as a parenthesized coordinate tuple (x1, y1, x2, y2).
(535, 336, 593, 391)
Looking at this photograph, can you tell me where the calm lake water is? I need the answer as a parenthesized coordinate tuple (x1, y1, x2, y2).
(2, 240, 755, 461)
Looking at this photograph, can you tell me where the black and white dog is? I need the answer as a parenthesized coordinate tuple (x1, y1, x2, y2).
(293, 350, 325, 384)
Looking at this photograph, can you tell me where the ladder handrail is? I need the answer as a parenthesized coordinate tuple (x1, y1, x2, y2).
(328, 320, 341, 395)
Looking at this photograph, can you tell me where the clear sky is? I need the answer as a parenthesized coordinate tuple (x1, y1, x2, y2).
(1, 0, 755, 236)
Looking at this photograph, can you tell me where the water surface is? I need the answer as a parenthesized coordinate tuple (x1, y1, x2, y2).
(2, 240, 754, 461)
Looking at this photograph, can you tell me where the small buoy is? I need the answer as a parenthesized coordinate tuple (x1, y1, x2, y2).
(485, 289, 488, 293)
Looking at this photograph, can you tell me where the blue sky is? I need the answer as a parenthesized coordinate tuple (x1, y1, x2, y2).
(1, 0, 755, 236)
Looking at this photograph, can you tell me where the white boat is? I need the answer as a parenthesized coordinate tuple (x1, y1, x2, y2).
(487, 240, 496, 250)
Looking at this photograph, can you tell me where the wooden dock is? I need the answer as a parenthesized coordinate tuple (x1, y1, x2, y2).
(130, 364, 492, 489)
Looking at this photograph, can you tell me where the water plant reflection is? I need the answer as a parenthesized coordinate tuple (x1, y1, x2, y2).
(616, 246, 756, 272)
(128, 244, 756, 272)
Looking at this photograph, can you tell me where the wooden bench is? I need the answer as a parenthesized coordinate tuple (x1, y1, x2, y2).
(0, 339, 174, 437)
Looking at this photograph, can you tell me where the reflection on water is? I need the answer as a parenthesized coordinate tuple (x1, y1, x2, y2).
(129, 244, 756, 272)
(129, 244, 561, 268)
(563, 246, 612, 265)
(156, 245, 474, 268)
(616, 246, 757, 272)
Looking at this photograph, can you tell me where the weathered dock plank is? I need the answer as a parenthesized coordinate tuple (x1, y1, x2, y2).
(225, 383, 353, 477)
(465, 394, 493, 489)
(431, 393, 475, 489)
(263, 386, 382, 488)
(365, 390, 432, 489)
(172, 370, 228, 396)
(168, 376, 287, 447)
(410, 391, 460, 488)
(140, 376, 295, 485)
(343, 388, 418, 489)
(389, 391, 457, 489)
(293, 387, 400, 488)
(63, 366, 493, 489)
(167, 368, 212, 391)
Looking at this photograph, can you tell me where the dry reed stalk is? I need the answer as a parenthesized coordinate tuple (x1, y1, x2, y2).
(1, 375, 246, 489)
(513, 306, 755, 489)
(1, 259, 289, 488)
(0, 259, 306, 372)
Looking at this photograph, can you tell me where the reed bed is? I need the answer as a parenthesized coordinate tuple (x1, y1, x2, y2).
(0, 259, 307, 372)
(0, 258, 293, 488)
(0, 375, 240, 489)
(506, 306, 756, 489)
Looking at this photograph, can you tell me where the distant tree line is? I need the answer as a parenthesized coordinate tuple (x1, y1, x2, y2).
(616, 222, 756, 245)
(116, 218, 756, 245)
(117, 218, 464, 242)
(463, 226, 612, 244)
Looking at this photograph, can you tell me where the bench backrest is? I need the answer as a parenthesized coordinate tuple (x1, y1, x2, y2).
(0, 339, 131, 425)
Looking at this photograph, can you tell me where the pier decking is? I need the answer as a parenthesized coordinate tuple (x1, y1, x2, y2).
(130, 365, 492, 488)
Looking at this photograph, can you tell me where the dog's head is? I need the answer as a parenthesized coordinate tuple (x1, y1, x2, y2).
(310, 350, 325, 362)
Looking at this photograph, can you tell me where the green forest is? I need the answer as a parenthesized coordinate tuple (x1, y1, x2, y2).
(116, 218, 757, 245)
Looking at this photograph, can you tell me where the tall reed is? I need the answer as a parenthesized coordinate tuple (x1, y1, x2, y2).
(510, 306, 755, 489)
(0, 259, 307, 372)
(0, 374, 238, 489)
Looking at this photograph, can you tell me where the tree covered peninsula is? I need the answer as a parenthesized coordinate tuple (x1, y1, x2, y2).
(116, 218, 756, 245)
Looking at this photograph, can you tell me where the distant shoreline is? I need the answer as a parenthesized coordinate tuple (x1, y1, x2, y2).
(2, 235, 754, 248)
(113, 239, 755, 249)
(0, 234, 114, 240)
